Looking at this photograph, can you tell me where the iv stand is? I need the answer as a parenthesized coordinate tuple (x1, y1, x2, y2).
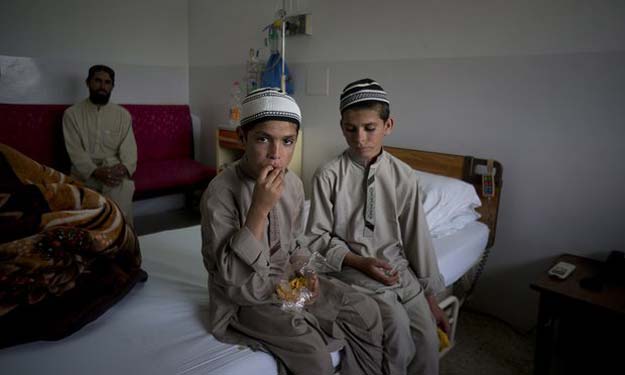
(281, 18, 286, 92)
(278, 1, 287, 93)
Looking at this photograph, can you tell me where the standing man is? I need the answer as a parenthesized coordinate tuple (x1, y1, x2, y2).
(63, 65, 137, 223)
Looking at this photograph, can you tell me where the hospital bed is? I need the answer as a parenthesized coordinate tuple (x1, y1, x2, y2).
(0, 147, 502, 374)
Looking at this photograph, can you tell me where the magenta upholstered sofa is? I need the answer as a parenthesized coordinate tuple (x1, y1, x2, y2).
(0, 103, 215, 200)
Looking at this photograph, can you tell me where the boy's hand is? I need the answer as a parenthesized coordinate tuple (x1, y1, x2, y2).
(426, 294, 451, 334)
(306, 273, 320, 304)
(344, 253, 399, 286)
(245, 165, 284, 241)
(251, 165, 284, 214)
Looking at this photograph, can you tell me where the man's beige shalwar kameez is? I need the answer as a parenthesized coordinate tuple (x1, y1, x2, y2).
(63, 99, 137, 222)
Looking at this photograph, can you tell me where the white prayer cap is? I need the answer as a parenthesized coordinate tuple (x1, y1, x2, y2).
(241, 88, 301, 128)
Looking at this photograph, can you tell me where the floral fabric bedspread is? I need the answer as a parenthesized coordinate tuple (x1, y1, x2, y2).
(0, 143, 141, 317)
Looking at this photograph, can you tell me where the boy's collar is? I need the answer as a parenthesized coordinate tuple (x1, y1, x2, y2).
(346, 148, 386, 168)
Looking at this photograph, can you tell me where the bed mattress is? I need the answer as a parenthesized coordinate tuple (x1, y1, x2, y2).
(1, 221, 485, 374)
(1, 226, 342, 374)
(432, 221, 490, 287)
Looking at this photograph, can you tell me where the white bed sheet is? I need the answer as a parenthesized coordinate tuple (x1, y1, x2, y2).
(432, 221, 490, 287)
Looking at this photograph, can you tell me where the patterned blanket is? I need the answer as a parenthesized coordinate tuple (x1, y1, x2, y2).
(0, 143, 144, 347)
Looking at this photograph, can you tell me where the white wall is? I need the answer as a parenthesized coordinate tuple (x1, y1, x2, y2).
(0, 0, 189, 104)
(188, 0, 280, 163)
(189, 0, 625, 330)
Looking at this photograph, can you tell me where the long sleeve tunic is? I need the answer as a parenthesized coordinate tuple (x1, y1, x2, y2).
(200, 161, 306, 339)
(62, 99, 137, 180)
(307, 150, 444, 296)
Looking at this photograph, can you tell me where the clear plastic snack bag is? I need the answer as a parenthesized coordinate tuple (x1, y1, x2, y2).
(275, 252, 336, 313)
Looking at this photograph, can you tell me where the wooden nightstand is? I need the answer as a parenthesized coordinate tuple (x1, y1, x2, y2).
(215, 127, 303, 177)
(530, 253, 625, 374)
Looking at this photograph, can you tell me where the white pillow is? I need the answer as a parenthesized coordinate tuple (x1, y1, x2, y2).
(414, 170, 482, 238)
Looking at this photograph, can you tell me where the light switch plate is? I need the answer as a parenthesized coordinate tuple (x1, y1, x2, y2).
(306, 66, 329, 96)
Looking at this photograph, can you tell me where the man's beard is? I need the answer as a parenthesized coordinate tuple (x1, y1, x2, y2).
(89, 90, 111, 105)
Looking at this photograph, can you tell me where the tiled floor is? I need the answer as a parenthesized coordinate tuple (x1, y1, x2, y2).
(440, 309, 534, 374)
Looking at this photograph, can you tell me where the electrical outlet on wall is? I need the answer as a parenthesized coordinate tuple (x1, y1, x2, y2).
(285, 14, 312, 36)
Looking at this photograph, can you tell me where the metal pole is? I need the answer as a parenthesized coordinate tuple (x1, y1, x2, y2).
(281, 9, 286, 92)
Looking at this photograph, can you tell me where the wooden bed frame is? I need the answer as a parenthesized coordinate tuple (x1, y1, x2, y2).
(385, 146, 503, 249)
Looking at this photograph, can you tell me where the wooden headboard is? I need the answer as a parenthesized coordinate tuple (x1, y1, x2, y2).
(385, 146, 503, 248)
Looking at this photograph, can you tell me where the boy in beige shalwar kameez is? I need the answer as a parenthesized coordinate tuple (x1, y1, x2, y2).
(306, 79, 450, 375)
(200, 88, 384, 375)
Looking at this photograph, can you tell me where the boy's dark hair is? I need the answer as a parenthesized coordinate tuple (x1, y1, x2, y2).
(86, 65, 115, 85)
(340, 101, 390, 122)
